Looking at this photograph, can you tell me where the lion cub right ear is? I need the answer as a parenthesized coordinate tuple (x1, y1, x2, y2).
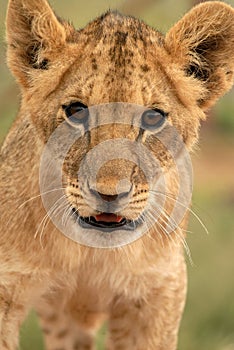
(6, 0, 70, 89)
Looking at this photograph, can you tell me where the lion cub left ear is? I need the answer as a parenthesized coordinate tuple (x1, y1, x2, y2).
(6, 0, 71, 88)
(165, 1, 234, 110)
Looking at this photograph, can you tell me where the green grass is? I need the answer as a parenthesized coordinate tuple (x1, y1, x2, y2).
(179, 189, 234, 350)
(19, 311, 45, 350)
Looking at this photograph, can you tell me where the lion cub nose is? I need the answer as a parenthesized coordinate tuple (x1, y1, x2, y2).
(94, 190, 131, 202)
(98, 193, 118, 202)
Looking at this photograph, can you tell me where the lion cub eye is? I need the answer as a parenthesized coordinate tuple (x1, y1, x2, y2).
(63, 102, 89, 124)
(141, 109, 167, 130)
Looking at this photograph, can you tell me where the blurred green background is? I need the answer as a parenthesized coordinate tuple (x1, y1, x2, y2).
(1, 0, 234, 349)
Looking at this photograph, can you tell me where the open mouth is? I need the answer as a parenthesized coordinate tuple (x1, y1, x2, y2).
(72, 209, 136, 231)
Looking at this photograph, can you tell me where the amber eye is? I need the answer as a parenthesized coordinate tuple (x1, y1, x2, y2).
(141, 109, 167, 130)
(63, 102, 89, 124)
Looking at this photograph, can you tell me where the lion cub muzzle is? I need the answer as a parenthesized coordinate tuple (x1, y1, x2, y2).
(78, 177, 135, 230)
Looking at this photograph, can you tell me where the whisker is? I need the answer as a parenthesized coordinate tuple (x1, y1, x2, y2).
(145, 209, 173, 248)
(143, 211, 166, 248)
(18, 187, 66, 209)
(149, 190, 209, 235)
(62, 204, 73, 226)
(149, 200, 190, 234)
(145, 203, 193, 264)
(34, 194, 68, 247)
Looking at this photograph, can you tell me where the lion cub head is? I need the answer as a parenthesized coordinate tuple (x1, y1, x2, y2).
(6, 0, 234, 246)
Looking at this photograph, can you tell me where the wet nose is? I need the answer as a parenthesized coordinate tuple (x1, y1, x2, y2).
(98, 193, 118, 202)
(90, 189, 131, 202)
(90, 189, 131, 203)
(89, 179, 133, 203)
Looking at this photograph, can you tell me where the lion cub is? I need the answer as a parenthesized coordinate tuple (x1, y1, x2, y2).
(1, 0, 234, 349)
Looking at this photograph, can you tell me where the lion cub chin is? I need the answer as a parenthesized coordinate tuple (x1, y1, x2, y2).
(0, 0, 234, 349)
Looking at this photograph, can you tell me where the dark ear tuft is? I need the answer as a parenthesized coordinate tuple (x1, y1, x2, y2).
(166, 1, 234, 109)
(186, 36, 218, 81)
(186, 62, 210, 82)
(25, 42, 49, 70)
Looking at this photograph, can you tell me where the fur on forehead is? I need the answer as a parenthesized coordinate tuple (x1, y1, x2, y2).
(6, 0, 234, 111)
(80, 11, 164, 43)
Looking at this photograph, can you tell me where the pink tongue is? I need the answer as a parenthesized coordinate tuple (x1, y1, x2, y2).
(95, 214, 123, 223)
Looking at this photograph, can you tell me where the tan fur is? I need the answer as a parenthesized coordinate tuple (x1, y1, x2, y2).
(1, 1, 234, 349)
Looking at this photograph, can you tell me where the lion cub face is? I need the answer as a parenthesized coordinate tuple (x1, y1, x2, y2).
(39, 13, 195, 238)
(6, 1, 234, 245)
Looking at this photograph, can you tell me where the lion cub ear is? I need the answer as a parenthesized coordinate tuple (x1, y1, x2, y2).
(165, 1, 234, 110)
(6, 0, 69, 88)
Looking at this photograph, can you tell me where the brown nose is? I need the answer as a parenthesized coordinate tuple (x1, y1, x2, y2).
(98, 193, 118, 202)
(90, 189, 131, 202)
